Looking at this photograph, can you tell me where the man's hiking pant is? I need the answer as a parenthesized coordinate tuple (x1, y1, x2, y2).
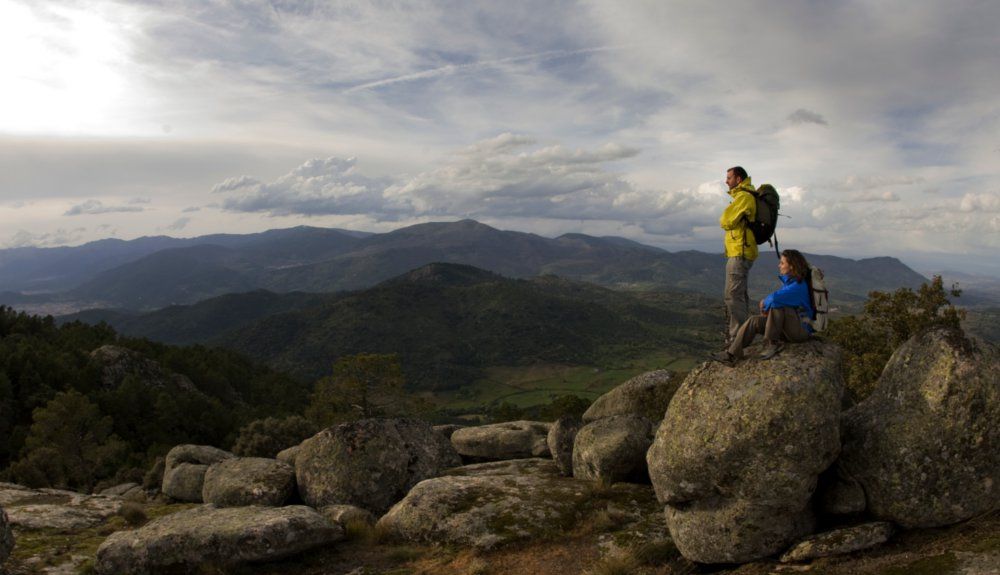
(724, 256, 753, 342)
(727, 307, 811, 358)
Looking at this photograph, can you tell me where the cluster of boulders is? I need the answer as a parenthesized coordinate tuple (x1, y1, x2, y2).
(3, 326, 995, 574)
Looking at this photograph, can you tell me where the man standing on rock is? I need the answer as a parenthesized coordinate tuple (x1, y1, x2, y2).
(720, 166, 758, 345)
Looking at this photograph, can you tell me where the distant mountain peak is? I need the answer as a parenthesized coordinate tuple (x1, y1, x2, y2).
(386, 262, 503, 286)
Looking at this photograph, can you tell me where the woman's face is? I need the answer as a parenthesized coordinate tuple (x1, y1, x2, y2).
(779, 255, 791, 276)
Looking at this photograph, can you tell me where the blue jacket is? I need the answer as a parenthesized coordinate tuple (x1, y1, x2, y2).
(763, 274, 816, 333)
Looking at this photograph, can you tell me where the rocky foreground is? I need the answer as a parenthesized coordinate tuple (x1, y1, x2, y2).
(1, 327, 997, 574)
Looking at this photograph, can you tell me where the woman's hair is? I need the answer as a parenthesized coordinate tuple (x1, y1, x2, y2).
(780, 249, 810, 281)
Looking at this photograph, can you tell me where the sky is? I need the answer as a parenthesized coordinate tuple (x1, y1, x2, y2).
(1, 1, 998, 276)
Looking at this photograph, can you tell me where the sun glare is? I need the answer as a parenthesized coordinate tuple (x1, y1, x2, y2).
(0, 0, 137, 135)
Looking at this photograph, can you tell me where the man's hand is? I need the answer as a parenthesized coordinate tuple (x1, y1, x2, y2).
(759, 299, 766, 314)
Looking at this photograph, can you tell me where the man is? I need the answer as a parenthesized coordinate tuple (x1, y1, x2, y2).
(720, 166, 757, 345)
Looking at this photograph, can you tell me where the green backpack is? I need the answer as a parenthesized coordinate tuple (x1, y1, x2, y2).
(747, 184, 781, 253)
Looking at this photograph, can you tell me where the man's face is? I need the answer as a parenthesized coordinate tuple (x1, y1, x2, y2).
(725, 170, 741, 190)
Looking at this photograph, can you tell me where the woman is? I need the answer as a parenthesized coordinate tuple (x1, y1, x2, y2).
(713, 249, 816, 364)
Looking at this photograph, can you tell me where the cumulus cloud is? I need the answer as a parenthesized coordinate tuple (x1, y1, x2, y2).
(210, 134, 723, 236)
(384, 134, 649, 220)
(787, 109, 828, 126)
(960, 192, 1000, 212)
(64, 200, 145, 216)
(213, 157, 395, 217)
(181, 206, 202, 213)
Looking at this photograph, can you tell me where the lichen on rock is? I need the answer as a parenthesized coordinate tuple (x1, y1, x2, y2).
(295, 417, 461, 514)
(94, 504, 342, 574)
(840, 327, 1000, 528)
(646, 340, 843, 563)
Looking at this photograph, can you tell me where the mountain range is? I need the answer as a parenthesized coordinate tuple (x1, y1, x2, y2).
(62, 263, 720, 388)
(1, 219, 931, 313)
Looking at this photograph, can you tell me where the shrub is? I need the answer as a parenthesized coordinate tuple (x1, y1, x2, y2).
(231, 415, 318, 458)
(826, 276, 965, 404)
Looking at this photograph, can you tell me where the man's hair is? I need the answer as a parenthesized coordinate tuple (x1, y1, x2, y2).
(780, 249, 810, 282)
(728, 166, 748, 181)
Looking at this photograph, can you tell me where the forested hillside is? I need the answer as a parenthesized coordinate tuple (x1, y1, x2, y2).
(0, 306, 310, 490)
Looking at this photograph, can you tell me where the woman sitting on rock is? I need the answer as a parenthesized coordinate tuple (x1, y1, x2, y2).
(714, 249, 816, 364)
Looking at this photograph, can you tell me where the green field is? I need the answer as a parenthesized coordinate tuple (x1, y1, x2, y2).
(432, 349, 701, 413)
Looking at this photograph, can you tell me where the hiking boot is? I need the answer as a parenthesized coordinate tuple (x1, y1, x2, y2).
(758, 341, 784, 360)
(711, 350, 736, 365)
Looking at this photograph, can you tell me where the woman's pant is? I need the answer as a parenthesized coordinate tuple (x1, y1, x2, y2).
(727, 307, 811, 358)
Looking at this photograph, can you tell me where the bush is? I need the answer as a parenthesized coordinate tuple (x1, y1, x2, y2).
(9, 390, 127, 490)
(231, 415, 318, 458)
(826, 276, 965, 404)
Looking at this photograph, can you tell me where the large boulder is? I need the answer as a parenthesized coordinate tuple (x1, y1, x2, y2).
(583, 370, 680, 423)
(450, 420, 551, 461)
(295, 418, 461, 514)
(646, 340, 843, 563)
(202, 457, 295, 507)
(1, 505, 13, 567)
(378, 461, 659, 549)
(840, 328, 1000, 528)
(95, 505, 342, 575)
(547, 416, 581, 477)
(573, 414, 654, 483)
(162, 445, 234, 503)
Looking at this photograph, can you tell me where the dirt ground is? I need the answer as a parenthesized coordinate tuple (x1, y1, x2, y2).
(245, 510, 999, 575)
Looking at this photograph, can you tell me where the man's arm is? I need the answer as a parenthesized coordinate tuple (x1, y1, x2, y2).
(719, 193, 755, 231)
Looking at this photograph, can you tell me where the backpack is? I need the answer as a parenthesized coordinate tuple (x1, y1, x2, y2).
(805, 265, 830, 332)
(746, 184, 780, 247)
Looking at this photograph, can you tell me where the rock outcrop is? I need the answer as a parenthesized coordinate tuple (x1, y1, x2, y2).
(0, 483, 122, 530)
(276, 445, 300, 467)
(89, 345, 198, 392)
(582, 370, 679, 422)
(646, 341, 843, 563)
(1, 504, 13, 568)
(378, 459, 658, 549)
(547, 416, 581, 477)
(94, 505, 342, 575)
(450, 420, 551, 461)
(573, 414, 654, 483)
(295, 418, 461, 514)
(780, 522, 894, 562)
(99, 482, 146, 503)
(840, 328, 1000, 528)
(202, 457, 295, 507)
(162, 444, 234, 503)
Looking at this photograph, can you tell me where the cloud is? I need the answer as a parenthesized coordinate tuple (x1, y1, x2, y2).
(211, 134, 723, 235)
(846, 191, 901, 203)
(787, 109, 828, 126)
(385, 134, 650, 220)
(181, 206, 202, 213)
(64, 200, 145, 216)
(165, 217, 191, 230)
(960, 192, 1000, 212)
(213, 157, 395, 217)
(128, 197, 151, 204)
(6, 228, 87, 248)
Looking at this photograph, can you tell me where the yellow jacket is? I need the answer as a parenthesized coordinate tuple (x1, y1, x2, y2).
(720, 178, 758, 260)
